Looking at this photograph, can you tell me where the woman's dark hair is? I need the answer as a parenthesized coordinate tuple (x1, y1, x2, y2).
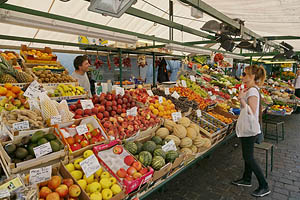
(74, 55, 88, 70)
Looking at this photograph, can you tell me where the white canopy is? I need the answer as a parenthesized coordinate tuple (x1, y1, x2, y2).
(0, 0, 300, 51)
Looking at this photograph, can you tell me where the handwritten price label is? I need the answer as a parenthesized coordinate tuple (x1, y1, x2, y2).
(28, 99, 40, 111)
(165, 88, 170, 95)
(33, 142, 52, 158)
(116, 87, 125, 96)
(196, 109, 202, 118)
(13, 121, 29, 131)
(228, 89, 233, 95)
(190, 75, 196, 82)
(81, 100, 94, 110)
(50, 115, 62, 125)
(147, 90, 154, 96)
(162, 140, 177, 152)
(29, 166, 52, 185)
(126, 107, 137, 117)
(24, 80, 42, 99)
(0, 189, 10, 198)
(158, 96, 163, 104)
(171, 91, 180, 99)
(76, 124, 89, 135)
(208, 91, 212, 96)
(80, 154, 101, 178)
(211, 95, 217, 100)
(181, 80, 187, 87)
(171, 112, 182, 122)
(232, 88, 237, 93)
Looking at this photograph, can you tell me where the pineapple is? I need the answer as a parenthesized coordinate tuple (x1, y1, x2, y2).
(0, 73, 18, 83)
(15, 71, 33, 83)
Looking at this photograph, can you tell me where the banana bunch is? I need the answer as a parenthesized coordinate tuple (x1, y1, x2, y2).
(54, 84, 86, 96)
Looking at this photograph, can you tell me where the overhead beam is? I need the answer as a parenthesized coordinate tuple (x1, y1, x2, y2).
(125, 7, 215, 40)
(242, 51, 300, 57)
(179, 0, 279, 48)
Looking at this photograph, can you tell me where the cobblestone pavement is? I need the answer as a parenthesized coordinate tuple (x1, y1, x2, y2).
(145, 114, 300, 200)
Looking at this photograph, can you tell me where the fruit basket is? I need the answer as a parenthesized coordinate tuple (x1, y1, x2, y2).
(93, 140, 154, 194)
(20, 45, 58, 64)
(65, 147, 126, 200)
(0, 127, 67, 175)
(54, 116, 109, 158)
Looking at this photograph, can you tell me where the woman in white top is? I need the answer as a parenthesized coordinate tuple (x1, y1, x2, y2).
(232, 65, 270, 197)
(295, 70, 300, 97)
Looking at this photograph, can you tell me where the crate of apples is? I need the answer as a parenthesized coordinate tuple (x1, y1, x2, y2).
(65, 149, 125, 200)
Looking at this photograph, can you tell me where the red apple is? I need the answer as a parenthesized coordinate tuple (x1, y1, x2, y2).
(117, 99, 123, 104)
(111, 111, 117, 116)
(55, 184, 68, 198)
(48, 176, 62, 190)
(125, 175, 134, 182)
(100, 100, 106, 105)
(98, 105, 105, 112)
(132, 161, 142, 171)
(70, 143, 81, 151)
(84, 109, 92, 115)
(139, 167, 148, 175)
(96, 113, 103, 120)
(117, 168, 127, 178)
(106, 106, 112, 112)
(106, 101, 112, 107)
(106, 94, 112, 101)
(39, 187, 52, 198)
(103, 121, 112, 129)
(74, 115, 82, 119)
(75, 109, 83, 116)
(69, 105, 76, 111)
(112, 105, 117, 111)
(112, 100, 117, 106)
(62, 178, 74, 187)
(128, 125, 134, 131)
(103, 111, 110, 117)
(76, 104, 82, 109)
(113, 145, 123, 154)
(123, 98, 128, 104)
(92, 107, 98, 114)
(90, 137, 98, 144)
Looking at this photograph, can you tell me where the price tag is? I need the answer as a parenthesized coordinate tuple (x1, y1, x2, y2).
(190, 75, 196, 82)
(13, 121, 29, 131)
(233, 96, 238, 100)
(28, 99, 40, 111)
(126, 107, 137, 117)
(196, 109, 202, 117)
(76, 124, 89, 135)
(116, 87, 125, 96)
(50, 115, 61, 125)
(215, 88, 219, 92)
(232, 88, 237, 93)
(171, 91, 180, 99)
(80, 154, 101, 178)
(33, 142, 52, 158)
(29, 166, 52, 185)
(24, 80, 42, 99)
(171, 112, 182, 122)
(162, 140, 177, 152)
(0, 189, 10, 198)
(211, 95, 217, 100)
(208, 91, 212, 96)
(60, 128, 70, 138)
(81, 100, 94, 110)
(147, 90, 154, 96)
(181, 80, 187, 87)
(241, 84, 244, 89)
(228, 89, 233, 95)
(158, 96, 163, 104)
(165, 88, 170, 95)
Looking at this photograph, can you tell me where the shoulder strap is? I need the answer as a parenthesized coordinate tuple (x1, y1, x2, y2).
(251, 86, 262, 125)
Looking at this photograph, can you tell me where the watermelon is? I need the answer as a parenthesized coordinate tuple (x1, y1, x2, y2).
(142, 141, 156, 153)
(166, 150, 179, 163)
(151, 156, 165, 171)
(153, 148, 166, 159)
(135, 141, 143, 154)
(151, 136, 163, 145)
(124, 141, 137, 155)
(155, 145, 162, 150)
(138, 151, 152, 167)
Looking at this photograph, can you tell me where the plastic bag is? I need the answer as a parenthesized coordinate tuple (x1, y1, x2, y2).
(39, 92, 59, 121)
(56, 100, 74, 122)
(236, 104, 260, 137)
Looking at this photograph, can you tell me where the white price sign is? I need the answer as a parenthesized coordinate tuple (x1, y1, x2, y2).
(50, 115, 61, 125)
(116, 87, 125, 96)
(0, 189, 10, 198)
(158, 96, 163, 104)
(211, 95, 217, 100)
(60, 128, 71, 138)
(215, 88, 219, 92)
(162, 140, 177, 152)
(24, 80, 42, 99)
(13, 121, 30, 131)
(171, 91, 180, 99)
(147, 90, 154, 96)
(171, 112, 182, 122)
(165, 88, 170, 95)
(126, 107, 137, 117)
(232, 88, 237, 93)
(196, 109, 202, 118)
(28, 99, 40, 111)
(241, 84, 244, 89)
(181, 80, 187, 87)
(81, 100, 94, 110)
(33, 142, 52, 158)
(208, 91, 212, 96)
(190, 75, 196, 82)
(29, 166, 52, 185)
(76, 124, 89, 135)
(80, 154, 101, 178)
(228, 89, 233, 95)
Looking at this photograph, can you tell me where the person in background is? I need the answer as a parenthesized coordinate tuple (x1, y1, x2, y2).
(232, 65, 270, 197)
(294, 69, 300, 113)
(157, 58, 169, 83)
(71, 55, 92, 97)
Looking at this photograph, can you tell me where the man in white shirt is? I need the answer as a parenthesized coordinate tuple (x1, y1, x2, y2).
(71, 55, 92, 97)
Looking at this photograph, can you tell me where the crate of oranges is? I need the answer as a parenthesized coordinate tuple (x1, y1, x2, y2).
(148, 97, 177, 119)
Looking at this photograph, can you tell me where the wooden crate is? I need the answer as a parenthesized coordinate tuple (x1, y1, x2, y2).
(20, 45, 57, 64)
(0, 128, 67, 175)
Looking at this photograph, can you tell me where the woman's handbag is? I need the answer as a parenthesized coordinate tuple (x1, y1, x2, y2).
(236, 104, 261, 137)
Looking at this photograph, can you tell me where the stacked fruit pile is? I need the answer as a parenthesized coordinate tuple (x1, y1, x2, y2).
(154, 117, 211, 154)
(3, 130, 64, 163)
(148, 97, 177, 119)
(38, 176, 81, 200)
(32, 65, 64, 71)
(1, 52, 18, 61)
(180, 76, 208, 98)
(33, 70, 75, 83)
(0, 84, 29, 111)
(61, 123, 105, 152)
(124, 139, 179, 171)
(48, 84, 86, 97)
(207, 112, 233, 124)
(66, 150, 122, 200)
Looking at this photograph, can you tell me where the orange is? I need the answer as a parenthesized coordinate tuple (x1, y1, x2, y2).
(152, 109, 159, 115)
(149, 105, 154, 111)
(0, 87, 7, 96)
(154, 103, 160, 108)
(6, 91, 16, 98)
(11, 86, 21, 94)
(158, 105, 164, 111)
(4, 83, 13, 90)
